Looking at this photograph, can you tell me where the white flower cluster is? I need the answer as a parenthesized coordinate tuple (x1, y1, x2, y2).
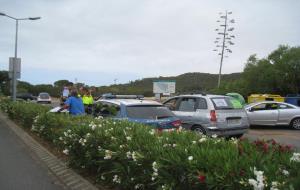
(126, 151, 132, 159)
(248, 167, 265, 190)
(188, 156, 193, 161)
(132, 151, 138, 161)
(89, 121, 103, 130)
(281, 169, 289, 176)
(198, 136, 207, 143)
(112, 175, 121, 184)
(63, 129, 73, 138)
(149, 129, 156, 135)
(95, 116, 103, 120)
(163, 143, 177, 148)
(230, 137, 238, 145)
(290, 152, 300, 162)
(270, 181, 279, 190)
(104, 150, 113, 160)
(151, 161, 158, 181)
(62, 149, 69, 155)
(134, 184, 144, 189)
(79, 138, 87, 146)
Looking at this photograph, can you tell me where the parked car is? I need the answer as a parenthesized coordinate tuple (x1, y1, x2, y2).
(16, 92, 35, 101)
(94, 98, 182, 130)
(37, 92, 51, 104)
(245, 101, 300, 130)
(163, 94, 249, 137)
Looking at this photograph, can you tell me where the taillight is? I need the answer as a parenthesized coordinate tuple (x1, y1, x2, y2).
(171, 120, 182, 128)
(210, 110, 217, 122)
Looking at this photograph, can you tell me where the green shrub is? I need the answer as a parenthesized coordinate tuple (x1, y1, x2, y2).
(4, 101, 49, 128)
(1, 99, 300, 189)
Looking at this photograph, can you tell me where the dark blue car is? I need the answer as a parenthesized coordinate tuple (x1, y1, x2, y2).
(94, 98, 181, 130)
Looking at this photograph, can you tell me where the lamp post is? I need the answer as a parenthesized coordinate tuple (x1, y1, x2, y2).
(213, 11, 235, 88)
(0, 12, 40, 101)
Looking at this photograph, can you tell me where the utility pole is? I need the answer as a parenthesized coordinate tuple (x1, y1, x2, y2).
(0, 12, 41, 101)
(213, 11, 235, 88)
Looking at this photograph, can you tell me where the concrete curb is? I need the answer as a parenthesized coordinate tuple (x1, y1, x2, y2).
(0, 112, 100, 190)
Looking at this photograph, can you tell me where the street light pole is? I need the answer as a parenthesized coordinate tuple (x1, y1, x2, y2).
(12, 19, 19, 102)
(0, 12, 41, 101)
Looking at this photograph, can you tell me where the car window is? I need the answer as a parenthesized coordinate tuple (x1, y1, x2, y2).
(178, 98, 197, 112)
(211, 97, 240, 110)
(164, 98, 179, 111)
(126, 105, 174, 119)
(251, 103, 278, 111)
(39, 93, 50, 98)
(94, 101, 120, 117)
(278, 104, 293, 109)
(196, 98, 207, 109)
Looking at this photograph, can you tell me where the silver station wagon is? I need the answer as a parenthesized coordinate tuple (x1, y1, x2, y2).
(163, 94, 249, 138)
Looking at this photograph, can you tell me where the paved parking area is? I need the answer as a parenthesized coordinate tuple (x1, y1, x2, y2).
(245, 126, 300, 150)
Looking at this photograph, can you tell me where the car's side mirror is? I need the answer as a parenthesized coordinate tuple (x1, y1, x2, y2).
(248, 108, 254, 112)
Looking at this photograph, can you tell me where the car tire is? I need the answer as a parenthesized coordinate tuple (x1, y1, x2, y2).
(192, 125, 206, 135)
(290, 118, 300, 130)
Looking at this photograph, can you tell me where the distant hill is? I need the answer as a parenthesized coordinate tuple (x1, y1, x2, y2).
(96, 72, 242, 96)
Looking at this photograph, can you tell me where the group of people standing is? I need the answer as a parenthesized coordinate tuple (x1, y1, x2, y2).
(61, 85, 94, 116)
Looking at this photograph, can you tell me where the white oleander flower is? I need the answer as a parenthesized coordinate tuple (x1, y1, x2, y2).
(270, 181, 279, 190)
(192, 141, 196, 144)
(149, 129, 155, 135)
(126, 136, 132, 141)
(290, 152, 300, 162)
(199, 137, 207, 143)
(112, 175, 121, 184)
(132, 151, 138, 161)
(211, 134, 218, 138)
(282, 169, 289, 176)
(104, 150, 112, 160)
(126, 151, 132, 159)
(188, 156, 193, 161)
(248, 167, 265, 190)
(62, 149, 69, 155)
(134, 184, 143, 189)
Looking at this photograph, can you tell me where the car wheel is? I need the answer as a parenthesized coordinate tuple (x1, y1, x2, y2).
(291, 118, 300, 130)
(192, 126, 206, 135)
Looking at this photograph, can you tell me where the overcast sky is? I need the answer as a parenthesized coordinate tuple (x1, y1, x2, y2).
(0, 0, 299, 86)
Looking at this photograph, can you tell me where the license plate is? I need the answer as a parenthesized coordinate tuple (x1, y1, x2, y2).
(227, 119, 241, 125)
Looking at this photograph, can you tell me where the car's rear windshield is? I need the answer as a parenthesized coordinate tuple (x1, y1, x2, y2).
(210, 97, 243, 110)
(126, 105, 175, 119)
(39, 93, 50, 99)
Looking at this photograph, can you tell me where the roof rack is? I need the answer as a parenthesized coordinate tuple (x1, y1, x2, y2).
(102, 94, 144, 99)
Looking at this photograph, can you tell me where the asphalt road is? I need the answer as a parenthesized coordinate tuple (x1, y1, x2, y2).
(0, 120, 64, 190)
(245, 126, 300, 150)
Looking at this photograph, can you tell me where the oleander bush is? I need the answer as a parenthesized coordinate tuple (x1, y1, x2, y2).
(1, 99, 300, 190)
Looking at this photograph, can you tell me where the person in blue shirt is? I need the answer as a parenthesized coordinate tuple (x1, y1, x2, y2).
(63, 89, 85, 116)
